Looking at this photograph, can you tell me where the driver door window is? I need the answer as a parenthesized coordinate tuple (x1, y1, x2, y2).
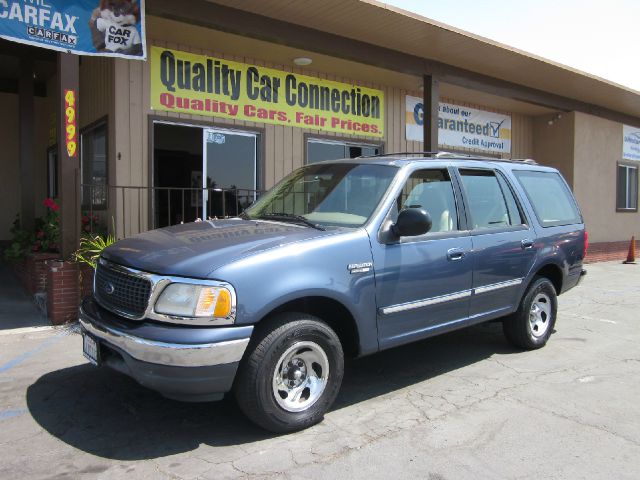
(396, 169, 459, 234)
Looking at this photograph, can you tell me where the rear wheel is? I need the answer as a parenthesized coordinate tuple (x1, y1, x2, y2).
(503, 276, 557, 350)
(234, 313, 344, 433)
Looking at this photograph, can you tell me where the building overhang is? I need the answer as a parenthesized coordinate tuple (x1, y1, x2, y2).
(146, 0, 640, 126)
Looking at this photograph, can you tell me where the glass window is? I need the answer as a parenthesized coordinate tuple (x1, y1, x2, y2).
(81, 123, 108, 209)
(460, 169, 523, 229)
(396, 169, 458, 233)
(245, 163, 397, 227)
(514, 170, 582, 227)
(617, 164, 638, 211)
(307, 139, 381, 164)
(204, 129, 258, 219)
(496, 172, 524, 226)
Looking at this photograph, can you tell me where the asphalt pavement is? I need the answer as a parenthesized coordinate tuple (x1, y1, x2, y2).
(0, 261, 638, 479)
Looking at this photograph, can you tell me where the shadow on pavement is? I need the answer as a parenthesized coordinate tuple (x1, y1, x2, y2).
(0, 262, 49, 330)
(26, 321, 515, 460)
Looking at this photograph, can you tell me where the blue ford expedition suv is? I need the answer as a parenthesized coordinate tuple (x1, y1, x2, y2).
(80, 153, 587, 432)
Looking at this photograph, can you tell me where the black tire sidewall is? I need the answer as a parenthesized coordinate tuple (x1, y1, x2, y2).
(522, 278, 557, 347)
(251, 319, 344, 431)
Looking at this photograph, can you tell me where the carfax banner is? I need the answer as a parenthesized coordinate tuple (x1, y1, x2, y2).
(151, 47, 385, 138)
(0, 0, 146, 59)
(406, 95, 511, 154)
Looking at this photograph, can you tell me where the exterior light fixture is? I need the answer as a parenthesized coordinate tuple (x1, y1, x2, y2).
(293, 57, 313, 66)
(548, 113, 563, 126)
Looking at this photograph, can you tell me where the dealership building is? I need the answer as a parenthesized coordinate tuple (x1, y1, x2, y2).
(1, 0, 639, 263)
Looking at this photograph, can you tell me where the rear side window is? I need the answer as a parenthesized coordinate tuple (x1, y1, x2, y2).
(459, 169, 523, 229)
(514, 170, 582, 227)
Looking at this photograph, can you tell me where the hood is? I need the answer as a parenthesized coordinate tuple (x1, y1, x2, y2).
(102, 219, 338, 278)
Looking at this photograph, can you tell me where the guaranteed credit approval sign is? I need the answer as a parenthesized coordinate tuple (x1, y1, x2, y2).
(151, 47, 385, 138)
(406, 95, 511, 154)
(623, 125, 640, 161)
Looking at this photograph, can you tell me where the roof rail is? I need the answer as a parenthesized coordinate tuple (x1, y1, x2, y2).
(356, 151, 441, 158)
(356, 151, 538, 165)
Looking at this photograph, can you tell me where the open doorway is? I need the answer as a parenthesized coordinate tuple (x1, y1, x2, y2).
(152, 121, 259, 228)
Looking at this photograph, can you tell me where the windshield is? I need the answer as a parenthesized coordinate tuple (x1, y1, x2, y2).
(245, 163, 398, 228)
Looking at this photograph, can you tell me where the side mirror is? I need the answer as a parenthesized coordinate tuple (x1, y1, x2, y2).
(391, 208, 432, 237)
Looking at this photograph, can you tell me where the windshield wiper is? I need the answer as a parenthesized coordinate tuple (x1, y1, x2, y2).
(257, 212, 325, 231)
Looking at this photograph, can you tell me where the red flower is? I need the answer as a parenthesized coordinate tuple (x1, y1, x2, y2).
(43, 198, 59, 211)
(36, 230, 44, 238)
(82, 215, 89, 223)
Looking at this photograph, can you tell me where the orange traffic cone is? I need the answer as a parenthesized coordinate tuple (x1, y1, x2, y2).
(623, 236, 636, 264)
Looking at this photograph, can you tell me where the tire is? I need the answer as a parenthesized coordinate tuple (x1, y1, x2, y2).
(503, 276, 558, 350)
(234, 312, 344, 433)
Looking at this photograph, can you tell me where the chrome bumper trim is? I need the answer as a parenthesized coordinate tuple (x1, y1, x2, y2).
(79, 317, 250, 368)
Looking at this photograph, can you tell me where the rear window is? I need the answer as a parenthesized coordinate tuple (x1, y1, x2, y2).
(513, 170, 582, 227)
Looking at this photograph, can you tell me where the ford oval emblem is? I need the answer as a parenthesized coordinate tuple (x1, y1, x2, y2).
(104, 282, 115, 295)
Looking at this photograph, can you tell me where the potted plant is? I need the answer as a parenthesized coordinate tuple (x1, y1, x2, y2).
(73, 230, 116, 298)
(4, 199, 62, 294)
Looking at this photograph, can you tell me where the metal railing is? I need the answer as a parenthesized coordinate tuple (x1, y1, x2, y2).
(81, 184, 264, 238)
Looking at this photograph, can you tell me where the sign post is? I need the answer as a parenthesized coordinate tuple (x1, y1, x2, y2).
(57, 53, 80, 260)
(423, 75, 439, 153)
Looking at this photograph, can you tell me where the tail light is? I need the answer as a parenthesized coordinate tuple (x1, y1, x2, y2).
(583, 230, 589, 258)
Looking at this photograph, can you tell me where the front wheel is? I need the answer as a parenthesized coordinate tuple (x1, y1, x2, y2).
(503, 276, 557, 350)
(234, 313, 344, 433)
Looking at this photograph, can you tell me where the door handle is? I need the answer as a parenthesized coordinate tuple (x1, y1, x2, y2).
(447, 248, 466, 261)
(521, 239, 534, 250)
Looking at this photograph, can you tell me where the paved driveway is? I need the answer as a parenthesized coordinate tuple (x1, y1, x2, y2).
(0, 262, 638, 479)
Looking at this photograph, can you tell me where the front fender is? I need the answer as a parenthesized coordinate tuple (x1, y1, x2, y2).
(211, 229, 379, 355)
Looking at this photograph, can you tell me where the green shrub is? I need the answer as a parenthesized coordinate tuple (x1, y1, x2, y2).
(73, 232, 116, 269)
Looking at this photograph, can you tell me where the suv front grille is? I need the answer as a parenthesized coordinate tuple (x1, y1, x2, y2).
(94, 261, 152, 318)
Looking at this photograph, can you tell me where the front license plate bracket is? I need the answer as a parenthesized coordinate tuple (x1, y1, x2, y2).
(83, 333, 101, 366)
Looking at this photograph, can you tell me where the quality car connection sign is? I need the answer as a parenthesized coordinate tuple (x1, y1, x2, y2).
(151, 47, 385, 138)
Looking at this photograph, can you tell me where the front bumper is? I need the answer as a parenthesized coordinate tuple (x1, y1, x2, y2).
(79, 297, 253, 402)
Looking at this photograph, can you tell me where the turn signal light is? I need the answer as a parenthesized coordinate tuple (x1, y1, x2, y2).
(214, 289, 232, 317)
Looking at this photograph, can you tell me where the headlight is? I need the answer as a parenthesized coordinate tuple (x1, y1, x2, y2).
(155, 283, 235, 320)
